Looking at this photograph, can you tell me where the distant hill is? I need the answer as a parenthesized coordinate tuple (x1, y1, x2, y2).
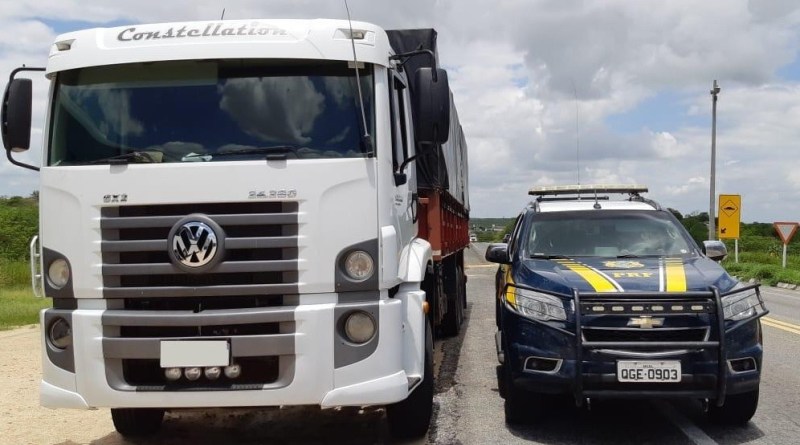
(469, 217, 515, 242)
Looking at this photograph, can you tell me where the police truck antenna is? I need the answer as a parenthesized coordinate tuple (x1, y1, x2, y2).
(220, 8, 225, 20)
(571, 79, 581, 185)
(344, 0, 373, 155)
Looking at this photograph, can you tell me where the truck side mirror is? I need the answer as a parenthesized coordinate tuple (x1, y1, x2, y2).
(702, 240, 728, 262)
(2, 78, 34, 152)
(413, 67, 450, 145)
(485, 243, 510, 264)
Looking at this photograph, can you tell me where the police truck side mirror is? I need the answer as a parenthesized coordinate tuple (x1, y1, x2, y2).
(485, 243, 510, 264)
(413, 67, 450, 145)
(702, 240, 728, 262)
(2, 78, 34, 152)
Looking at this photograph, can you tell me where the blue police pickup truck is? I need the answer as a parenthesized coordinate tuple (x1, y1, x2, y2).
(486, 185, 768, 425)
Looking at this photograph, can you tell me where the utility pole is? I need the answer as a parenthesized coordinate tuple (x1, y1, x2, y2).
(709, 80, 720, 240)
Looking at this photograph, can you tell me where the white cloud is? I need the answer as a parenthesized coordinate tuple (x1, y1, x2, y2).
(2, 0, 800, 222)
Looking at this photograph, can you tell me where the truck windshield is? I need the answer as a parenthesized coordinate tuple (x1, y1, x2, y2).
(527, 211, 696, 258)
(48, 59, 374, 165)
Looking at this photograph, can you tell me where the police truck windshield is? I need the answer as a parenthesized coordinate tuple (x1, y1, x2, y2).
(527, 210, 695, 258)
(48, 59, 374, 165)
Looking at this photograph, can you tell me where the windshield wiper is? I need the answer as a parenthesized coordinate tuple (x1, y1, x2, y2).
(185, 145, 305, 161)
(87, 150, 162, 165)
(530, 254, 571, 259)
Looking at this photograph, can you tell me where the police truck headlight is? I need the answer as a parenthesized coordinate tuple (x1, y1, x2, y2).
(47, 258, 70, 289)
(505, 286, 567, 321)
(343, 311, 376, 343)
(722, 288, 765, 321)
(343, 250, 374, 282)
(48, 317, 72, 349)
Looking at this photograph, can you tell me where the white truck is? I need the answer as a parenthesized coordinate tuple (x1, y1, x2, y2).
(1, 19, 470, 439)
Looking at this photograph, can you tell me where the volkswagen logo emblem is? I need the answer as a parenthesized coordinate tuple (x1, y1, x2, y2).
(168, 216, 225, 272)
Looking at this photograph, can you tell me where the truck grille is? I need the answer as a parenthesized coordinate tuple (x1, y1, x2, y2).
(100, 201, 300, 299)
(99, 202, 300, 390)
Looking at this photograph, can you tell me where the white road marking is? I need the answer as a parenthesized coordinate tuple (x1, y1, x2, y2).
(654, 400, 718, 445)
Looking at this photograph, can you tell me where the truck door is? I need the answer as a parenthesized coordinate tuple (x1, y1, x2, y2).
(389, 71, 416, 247)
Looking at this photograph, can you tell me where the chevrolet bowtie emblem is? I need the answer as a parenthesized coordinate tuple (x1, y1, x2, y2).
(627, 316, 665, 329)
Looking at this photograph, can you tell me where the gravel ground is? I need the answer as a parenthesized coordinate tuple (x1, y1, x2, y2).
(0, 324, 430, 445)
(0, 324, 120, 445)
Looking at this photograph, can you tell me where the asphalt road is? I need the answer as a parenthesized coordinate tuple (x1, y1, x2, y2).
(3, 244, 799, 444)
(439, 243, 800, 445)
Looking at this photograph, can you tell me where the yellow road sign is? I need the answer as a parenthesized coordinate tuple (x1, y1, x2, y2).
(718, 194, 741, 239)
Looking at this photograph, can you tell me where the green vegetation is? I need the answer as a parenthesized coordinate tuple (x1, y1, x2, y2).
(669, 211, 800, 286)
(0, 194, 39, 261)
(0, 194, 51, 330)
(720, 238, 800, 286)
(470, 218, 515, 242)
(0, 287, 50, 329)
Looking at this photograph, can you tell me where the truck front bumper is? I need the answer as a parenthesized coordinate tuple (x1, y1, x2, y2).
(40, 291, 426, 410)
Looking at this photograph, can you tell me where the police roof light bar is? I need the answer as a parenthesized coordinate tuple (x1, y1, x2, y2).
(528, 184, 648, 197)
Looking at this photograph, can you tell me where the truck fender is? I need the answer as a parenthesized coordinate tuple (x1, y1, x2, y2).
(397, 238, 432, 284)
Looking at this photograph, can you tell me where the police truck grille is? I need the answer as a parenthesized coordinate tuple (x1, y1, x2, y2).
(582, 327, 709, 342)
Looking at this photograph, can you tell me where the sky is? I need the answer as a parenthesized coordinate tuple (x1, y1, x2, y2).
(2, 0, 800, 223)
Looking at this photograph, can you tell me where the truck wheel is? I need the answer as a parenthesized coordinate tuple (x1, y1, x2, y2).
(111, 408, 164, 437)
(441, 265, 464, 337)
(386, 322, 434, 439)
(708, 388, 759, 424)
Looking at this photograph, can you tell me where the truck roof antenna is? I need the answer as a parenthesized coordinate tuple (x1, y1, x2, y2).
(344, 0, 373, 156)
(220, 8, 225, 20)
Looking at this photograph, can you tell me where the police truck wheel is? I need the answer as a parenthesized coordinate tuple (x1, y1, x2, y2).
(708, 388, 759, 424)
(111, 408, 165, 437)
(386, 321, 434, 439)
(501, 363, 543, 424)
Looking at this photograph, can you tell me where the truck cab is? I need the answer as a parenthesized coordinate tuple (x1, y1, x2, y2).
(2, 19, 469, 439)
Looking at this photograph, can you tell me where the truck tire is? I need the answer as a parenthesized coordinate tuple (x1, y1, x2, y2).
(111, 408, 164, 437)
(386, 321, 434, 439)
(441, 265, 464, 337)
(708, 388, 759, 424)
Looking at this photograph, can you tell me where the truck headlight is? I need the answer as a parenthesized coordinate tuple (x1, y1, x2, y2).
(343, 311, 376, 343)
(47, 317, 72, 349)
(343, 250, 374, 282)
(505, 286, 567, 321)
(47, 258, 70, 289)
(722, 288, 765, 321)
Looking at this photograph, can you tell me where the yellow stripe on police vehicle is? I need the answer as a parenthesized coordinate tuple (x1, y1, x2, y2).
(554, 259, 622, 293)
(663, 258, 687, 292)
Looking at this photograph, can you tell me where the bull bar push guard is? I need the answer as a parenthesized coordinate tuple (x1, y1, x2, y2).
(499, 282, 768, 407)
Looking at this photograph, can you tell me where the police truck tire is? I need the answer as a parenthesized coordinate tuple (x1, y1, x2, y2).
(501, 363, 543, 424)
(501, 362, 528, 424)
(111, 408, 165, 437)
(708, 388, 759, 424)
(386, 321, 434, 439)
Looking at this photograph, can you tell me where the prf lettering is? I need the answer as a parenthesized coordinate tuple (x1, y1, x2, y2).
(612, 272, 654, 278)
